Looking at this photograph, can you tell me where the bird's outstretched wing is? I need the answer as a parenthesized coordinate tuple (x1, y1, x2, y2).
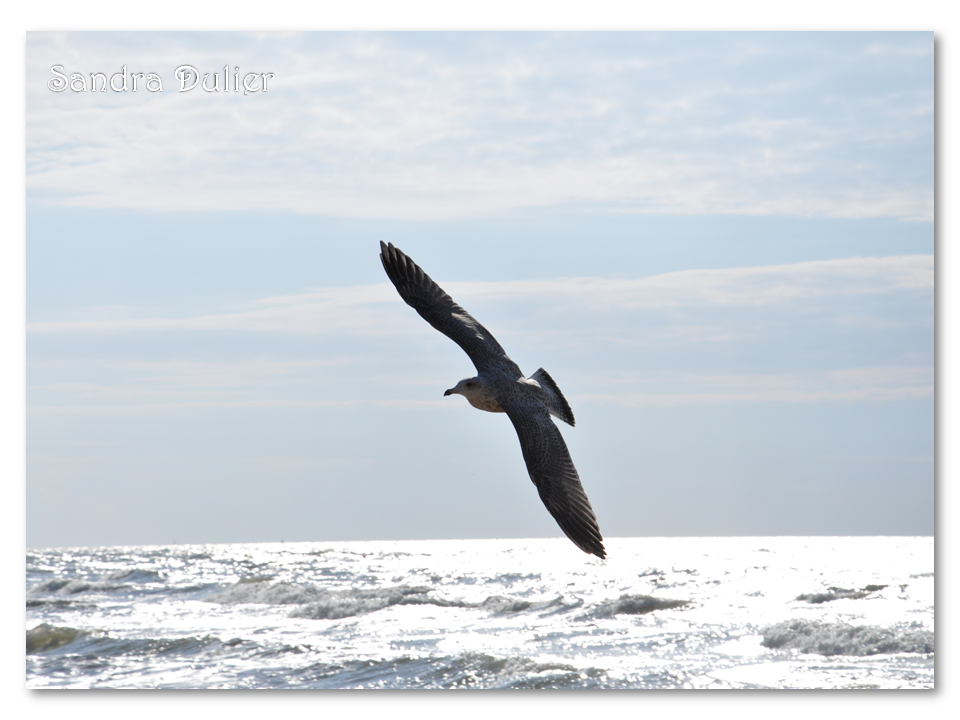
(500, 398, 606, 559)
(380, 241, 521, 376)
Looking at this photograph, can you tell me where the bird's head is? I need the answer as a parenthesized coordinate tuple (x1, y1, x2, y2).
(444, 377, 480, 399)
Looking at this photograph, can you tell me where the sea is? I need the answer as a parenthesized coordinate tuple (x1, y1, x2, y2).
(26, 536, 934, 690)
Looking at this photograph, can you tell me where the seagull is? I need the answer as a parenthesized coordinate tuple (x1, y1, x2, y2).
(379, 242, 605, 559)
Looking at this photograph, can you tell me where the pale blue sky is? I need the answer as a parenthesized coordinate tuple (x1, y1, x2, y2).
(25, 31, 933, 549)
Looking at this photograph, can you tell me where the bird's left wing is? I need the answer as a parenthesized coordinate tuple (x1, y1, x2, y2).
(380, 242, 521, 376)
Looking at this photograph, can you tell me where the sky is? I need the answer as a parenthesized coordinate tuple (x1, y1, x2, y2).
(24, 30, 934, 550)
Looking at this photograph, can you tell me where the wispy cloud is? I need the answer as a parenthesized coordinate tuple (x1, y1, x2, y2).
(28, 360, 932, 412)
(26, 398, 453, 415)
(443, 255, 933, 309)
(27, 32, 933, 220)
(576, 365, 934, 407)
(26, 255, 933, 335)
(26, 354, 455, 413)
(580, 385, 931, 407)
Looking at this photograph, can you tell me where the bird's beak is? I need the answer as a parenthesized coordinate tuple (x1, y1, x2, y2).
(443, 388, 455, 397)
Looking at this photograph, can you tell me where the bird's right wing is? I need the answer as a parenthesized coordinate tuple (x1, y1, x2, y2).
(501, 398, 606, 559)
(380, 242, 521, 376)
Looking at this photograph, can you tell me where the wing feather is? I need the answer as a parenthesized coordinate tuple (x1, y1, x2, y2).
(380, 242, 520, 376)
(501, 400, 606, 559)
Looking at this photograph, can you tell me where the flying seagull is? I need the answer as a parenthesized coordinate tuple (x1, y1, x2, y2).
(379, 242, 605, 559)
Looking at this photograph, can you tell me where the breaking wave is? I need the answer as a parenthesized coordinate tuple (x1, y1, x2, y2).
(207, 580, 591, 620)
(28, 578, 130, 595)
(270, 652, 635, 690)
(794, 585, 887, 604)
(591, 594, 690, 617)
(290, 585, 464, 620)
(208, 581, 464, 618)
(27, 624, 89, 654)
(761, 619, 934, 656)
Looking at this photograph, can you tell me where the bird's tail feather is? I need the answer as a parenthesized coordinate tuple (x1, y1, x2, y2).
(530, 368, 575, 427)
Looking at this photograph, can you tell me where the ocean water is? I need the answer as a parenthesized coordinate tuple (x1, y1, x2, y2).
(26, 536, 933, 690)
